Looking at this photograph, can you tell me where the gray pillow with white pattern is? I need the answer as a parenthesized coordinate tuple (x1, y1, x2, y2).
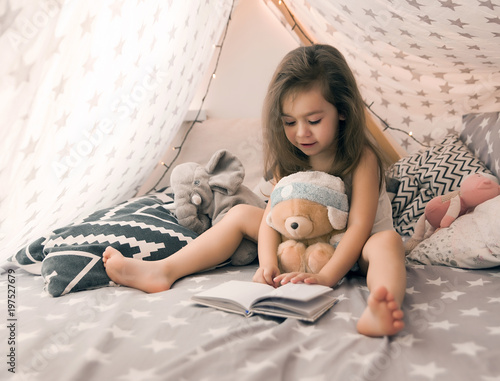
(460, 111, 500, 180)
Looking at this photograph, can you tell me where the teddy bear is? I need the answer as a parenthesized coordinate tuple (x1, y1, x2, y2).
(405, 172, 500, 253)
(266, 171, 349, 274)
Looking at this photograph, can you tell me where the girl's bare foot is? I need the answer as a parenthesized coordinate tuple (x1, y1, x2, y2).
(356, 286, 404, 337)
(102, 246, 173, 293)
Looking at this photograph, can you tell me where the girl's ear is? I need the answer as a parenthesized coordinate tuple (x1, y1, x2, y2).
(339, 114, 346, 121)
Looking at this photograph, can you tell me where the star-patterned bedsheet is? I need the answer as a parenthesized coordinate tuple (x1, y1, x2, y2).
(1, 262, 499, 380)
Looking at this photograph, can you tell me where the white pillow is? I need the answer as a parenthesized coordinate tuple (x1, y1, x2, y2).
(406, 195, 500, 269)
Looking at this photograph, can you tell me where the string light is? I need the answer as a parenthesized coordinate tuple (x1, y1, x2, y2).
(364, 102, 427, 147)
(145, 0, 236, 194)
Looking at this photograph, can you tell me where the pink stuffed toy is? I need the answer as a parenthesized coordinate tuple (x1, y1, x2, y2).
(405, 173, 500, 253)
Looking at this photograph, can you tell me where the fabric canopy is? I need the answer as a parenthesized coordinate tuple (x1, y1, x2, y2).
(274, 0, 500, 152)
(0, 0, 234, 263)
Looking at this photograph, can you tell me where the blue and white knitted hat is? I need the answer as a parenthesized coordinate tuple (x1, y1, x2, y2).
(268, 171, 349, 230)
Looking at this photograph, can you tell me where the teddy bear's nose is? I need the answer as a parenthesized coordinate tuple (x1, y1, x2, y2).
(285, 216, 313, 238)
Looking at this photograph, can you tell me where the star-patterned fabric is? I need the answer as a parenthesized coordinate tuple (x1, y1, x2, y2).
(277, 0, 500, 153)
(0, 0, 234, 263)
(460, 111, 500, 178)
(1, 263, 499, 380)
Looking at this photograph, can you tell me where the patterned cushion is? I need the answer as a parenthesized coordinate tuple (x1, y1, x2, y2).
(406, 195, 500, 269)
(386, 135, 492, 235)
(460, 111, 500, 179)
(11, 190, 198, 297)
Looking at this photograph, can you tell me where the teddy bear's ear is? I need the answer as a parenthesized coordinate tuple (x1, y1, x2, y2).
(328, 207, 348, 230)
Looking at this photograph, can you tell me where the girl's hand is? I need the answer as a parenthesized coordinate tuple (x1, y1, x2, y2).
(274, 272, 333, 287)
(253, 265, 281, 287)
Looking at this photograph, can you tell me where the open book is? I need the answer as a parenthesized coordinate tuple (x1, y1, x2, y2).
(192, 280, 338, 322)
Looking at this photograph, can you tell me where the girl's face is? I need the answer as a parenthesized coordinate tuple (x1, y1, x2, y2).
(281, 84, 344, 170)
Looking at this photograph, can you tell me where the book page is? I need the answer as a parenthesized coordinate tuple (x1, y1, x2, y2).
(193, 280, 275, 312)
(253, 294, 338, 322)
(258, 282, 333, 303)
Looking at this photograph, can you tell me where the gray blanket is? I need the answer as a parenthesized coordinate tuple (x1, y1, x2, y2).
(2, 262, 499, 380)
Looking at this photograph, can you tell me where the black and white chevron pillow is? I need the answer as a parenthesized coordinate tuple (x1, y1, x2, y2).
(11, 190, 198, 297)
(386, 134, 492, 235)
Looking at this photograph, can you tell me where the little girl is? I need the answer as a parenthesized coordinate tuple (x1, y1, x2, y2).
(103, 44, 406, 337)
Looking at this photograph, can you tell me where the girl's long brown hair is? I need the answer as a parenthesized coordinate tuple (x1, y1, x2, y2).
(262, 44, 387, 190)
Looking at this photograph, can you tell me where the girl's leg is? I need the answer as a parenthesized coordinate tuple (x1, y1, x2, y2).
(356, 230, 406, 336)
(103, 204, 264, 293)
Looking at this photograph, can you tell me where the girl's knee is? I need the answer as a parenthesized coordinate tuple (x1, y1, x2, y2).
(224, 204, 264, 223)
(223, 204, 255, 223)
(370, 230, 403, 248)
(362, 230, 404, 262)
(223, 204, 264, 239)
(226, 204, 261, 218)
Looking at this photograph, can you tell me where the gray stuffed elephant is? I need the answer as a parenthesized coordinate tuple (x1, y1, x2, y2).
(169, 149, 266, 265)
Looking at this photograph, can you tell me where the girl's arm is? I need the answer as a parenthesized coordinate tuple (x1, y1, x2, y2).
(275, 147, 380, 287)
(252, 201, 282, 287)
